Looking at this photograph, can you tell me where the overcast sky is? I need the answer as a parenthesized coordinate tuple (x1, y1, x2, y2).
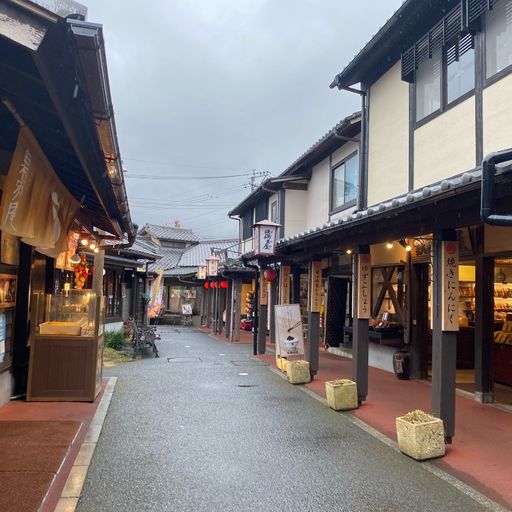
(83, 0, 404, 240)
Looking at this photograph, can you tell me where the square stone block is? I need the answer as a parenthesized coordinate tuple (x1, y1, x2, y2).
(396, 415, 445, 461)
(287, 360, 310, 384)
(276, 356, 282, 370)
(325, 379, 358, 411)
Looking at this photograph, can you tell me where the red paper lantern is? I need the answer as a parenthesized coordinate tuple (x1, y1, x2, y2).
(264, 269, 278, 281)
(211, 281, 217, 288)
(220, 280, 229, 289)
(204, 282, 209, 289)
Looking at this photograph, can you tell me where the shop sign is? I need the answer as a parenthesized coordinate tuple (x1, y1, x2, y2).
(309, 261, 323, 313)
(0, 231, 19, 266)
(357, 254, 371, 319)
(0, 127, 80, 255)
(259, 270, 268, 305)
(274, 304, 305, 357)
(441, 241, 459, 332)
(279, 265, 290, 304)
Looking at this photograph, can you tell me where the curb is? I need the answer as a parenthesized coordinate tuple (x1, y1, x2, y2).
(54, 377, 117, 512)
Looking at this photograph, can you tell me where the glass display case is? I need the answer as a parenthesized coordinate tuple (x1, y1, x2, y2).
(28, 289, 106, 402)
(39, 290, 98, 337)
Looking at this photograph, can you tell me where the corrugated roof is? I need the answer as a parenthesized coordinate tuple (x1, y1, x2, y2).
(178, 239, 238, 267)
(140, 223, 201, 243)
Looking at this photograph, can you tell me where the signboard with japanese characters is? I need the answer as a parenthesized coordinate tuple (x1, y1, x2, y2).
(196, 265, 207, 280)
(441, 240, 459, 331)
(254, 226, 276, 256)
(275, 304, 305, 357)
(357, 254, 371, 319)
(309, 261, 323, 313)
(259, 270, 268, 305)
(279, 265, 290, 304)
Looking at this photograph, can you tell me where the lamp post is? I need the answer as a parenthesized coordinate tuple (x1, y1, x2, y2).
(246, 220, 280, 355)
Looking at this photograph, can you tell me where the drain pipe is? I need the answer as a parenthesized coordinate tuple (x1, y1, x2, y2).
(481, 149, 512, 226)
(242, 257, 259, 356)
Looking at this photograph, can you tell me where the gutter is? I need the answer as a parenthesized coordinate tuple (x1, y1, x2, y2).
(481, 149, 512, 226)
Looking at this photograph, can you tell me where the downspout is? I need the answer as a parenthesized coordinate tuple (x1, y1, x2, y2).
(481, 149, 512, 226)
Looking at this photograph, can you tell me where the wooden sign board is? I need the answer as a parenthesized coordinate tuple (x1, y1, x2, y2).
(357, 254, 371, 319)
(279, 265, 290, 304)
(441, 240, 459, 332)
(309, 261, 322, 313)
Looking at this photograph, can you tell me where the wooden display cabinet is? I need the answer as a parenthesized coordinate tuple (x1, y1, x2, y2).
(27, 290, 106, 402)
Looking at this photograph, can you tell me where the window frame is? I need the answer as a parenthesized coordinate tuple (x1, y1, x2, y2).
(483, 1, 512, 88)
(270, 199, 278, 223)
(414, 36, 476, 128)
(329, 151, 358, 215)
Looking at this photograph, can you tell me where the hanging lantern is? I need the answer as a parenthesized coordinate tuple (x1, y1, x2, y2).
(253, 219, 280, 257)
(263, 268, 277, 281)
(206, 254, 220, 277)
(196, 263, 207, 280)
(211, 281, 217, 289)
(204, 282, 209, 289)
(220, 280, 229, 289)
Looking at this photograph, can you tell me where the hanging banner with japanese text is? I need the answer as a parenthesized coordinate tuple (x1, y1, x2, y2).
(357, 253, 371, 319)
(0, 126, 80, 254)
(259, 269, 268, 305)
(279, 265, 290, 304)
(309, 260, 323, 313)
(441, 240, 459, 331)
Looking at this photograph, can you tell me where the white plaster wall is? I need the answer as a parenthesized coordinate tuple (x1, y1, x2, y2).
(371, 242, 407, 266)
(367, 62, 410, 206)
(305, 158, 330, 230)
(415, 97, 476, 188)
(483, 73, 512, 156)
(284, 189, 307, 237)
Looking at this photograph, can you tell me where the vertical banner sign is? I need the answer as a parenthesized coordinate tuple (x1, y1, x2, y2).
(309, 261, 323, 312)
(357, 253, 371, 319)
(441, 240, 459, 331)
(196, 265, 207, 280)
(274, 304, 305, 357)
(279, 265, 290, 304)
(259, 270, 268, 305)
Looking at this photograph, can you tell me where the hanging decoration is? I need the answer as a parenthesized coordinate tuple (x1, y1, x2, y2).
(74, 254, 89, 290)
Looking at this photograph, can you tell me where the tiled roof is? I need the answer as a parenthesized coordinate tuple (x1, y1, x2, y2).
(140, 223, 200, 243)
(122, 237, 159, 259)
(148, 248, 184, 272)
(276, 168, 483, 250)
(178, 239, 238, 267)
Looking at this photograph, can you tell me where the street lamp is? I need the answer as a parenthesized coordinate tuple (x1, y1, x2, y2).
(253, 219, 280, 257)
(196, 263, 207, 280)
(206, 254, 220, 277)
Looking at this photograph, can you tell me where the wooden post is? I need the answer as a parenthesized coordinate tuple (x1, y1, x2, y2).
(92, 250, 105, 298)
(431, 230, 458, 442)
(258, 270, 267, 354)
(231, 279, 242, 342)
(292, 266, 301, 304)
(474, 227, 494, 403)
(352, 247, 370, 402)
(307, 260, 322, 377)
(225, 282, 232, 339)
(269, 279, 278, 345)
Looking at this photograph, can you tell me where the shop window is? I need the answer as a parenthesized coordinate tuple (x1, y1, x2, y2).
(331, 153, 358, 212)
(104, 269, 122, 318)
(486, 0, 512, 78)
(241, 210, 253, 241)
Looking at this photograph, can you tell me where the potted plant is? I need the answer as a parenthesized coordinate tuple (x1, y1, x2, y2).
(396, 410, 445, 460)
(325, 379, 358, 411)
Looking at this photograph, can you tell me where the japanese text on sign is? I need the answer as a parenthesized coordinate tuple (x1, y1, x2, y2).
(280, 265, 290, 304)
(357, 254, 371, 319)
(310, 261, 322, 312)
(441, 241, 459, 331)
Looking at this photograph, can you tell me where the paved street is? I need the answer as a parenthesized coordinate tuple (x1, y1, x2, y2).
(77, 327, 491, 512)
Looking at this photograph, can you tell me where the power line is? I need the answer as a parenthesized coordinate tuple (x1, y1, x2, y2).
(125, 172, 254, 180)
(123, 157, 251, 172)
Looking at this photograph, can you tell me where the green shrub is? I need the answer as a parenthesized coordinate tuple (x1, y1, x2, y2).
(105, 330, 124, 351)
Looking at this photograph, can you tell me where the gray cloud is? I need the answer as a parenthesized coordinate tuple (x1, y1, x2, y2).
(83, 0, 404, 238)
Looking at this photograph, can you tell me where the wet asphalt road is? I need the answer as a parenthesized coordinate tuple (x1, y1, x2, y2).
(77, 327, 492, 512)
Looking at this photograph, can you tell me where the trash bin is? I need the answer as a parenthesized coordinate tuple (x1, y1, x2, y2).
(393, 350, 410, 380)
